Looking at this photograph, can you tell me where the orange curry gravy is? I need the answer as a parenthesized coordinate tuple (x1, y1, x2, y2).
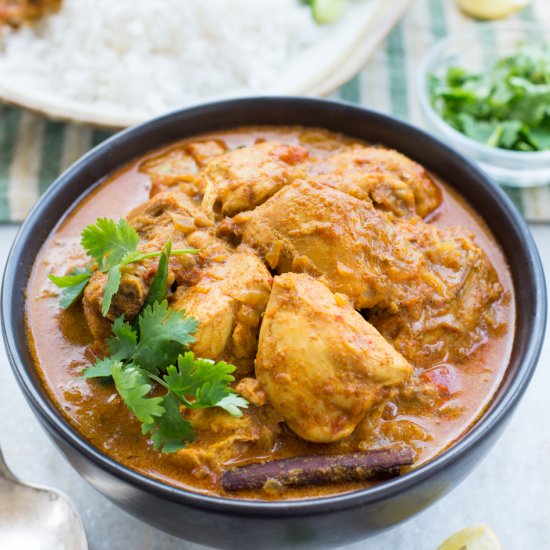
(26, 126, 515, 500)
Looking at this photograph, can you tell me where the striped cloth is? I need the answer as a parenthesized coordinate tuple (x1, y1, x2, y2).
(0, 0, 549, 222)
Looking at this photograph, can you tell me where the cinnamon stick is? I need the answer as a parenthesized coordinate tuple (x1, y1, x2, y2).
(221, 447, 414, 492)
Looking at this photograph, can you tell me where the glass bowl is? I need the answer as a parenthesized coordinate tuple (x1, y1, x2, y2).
(417, 21, 550, 188)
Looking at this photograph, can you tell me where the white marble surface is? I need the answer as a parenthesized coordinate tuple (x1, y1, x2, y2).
(1, 222, 549, 550)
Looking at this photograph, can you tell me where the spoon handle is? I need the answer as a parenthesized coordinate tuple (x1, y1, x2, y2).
(0, 446, 19, 483)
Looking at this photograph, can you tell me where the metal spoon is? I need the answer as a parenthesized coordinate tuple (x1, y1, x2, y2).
(0, 446, 87, 550)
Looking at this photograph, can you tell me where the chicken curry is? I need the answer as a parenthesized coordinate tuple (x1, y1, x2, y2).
(26, 126, 514, 499)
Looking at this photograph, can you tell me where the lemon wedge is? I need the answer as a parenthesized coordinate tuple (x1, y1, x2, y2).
(456, 0, 531, 20)
(437, 525, 502, 550)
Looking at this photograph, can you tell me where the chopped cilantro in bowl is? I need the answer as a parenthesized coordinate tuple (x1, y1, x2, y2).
(418, 22, 550, 187)
(429, 43, 550, 152)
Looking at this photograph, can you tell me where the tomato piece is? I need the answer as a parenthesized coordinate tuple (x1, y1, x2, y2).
(421, 365, 458, 397)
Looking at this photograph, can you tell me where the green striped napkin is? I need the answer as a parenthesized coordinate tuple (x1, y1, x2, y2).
(0, 0, 548, 223)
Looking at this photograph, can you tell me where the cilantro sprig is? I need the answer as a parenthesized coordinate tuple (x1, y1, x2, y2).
(429, 42, 550, 152)
(48, 216, 248, 453)
(83, 302, 247, 453)
(49, 218, 198, 313)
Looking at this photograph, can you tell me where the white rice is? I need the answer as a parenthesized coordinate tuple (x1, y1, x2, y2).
(0, 0, 321, 115)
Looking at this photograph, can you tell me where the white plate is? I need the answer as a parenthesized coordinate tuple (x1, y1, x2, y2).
(0, 0, 411, 129)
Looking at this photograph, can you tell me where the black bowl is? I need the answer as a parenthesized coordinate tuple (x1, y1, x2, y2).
(2, 97, 546, 550)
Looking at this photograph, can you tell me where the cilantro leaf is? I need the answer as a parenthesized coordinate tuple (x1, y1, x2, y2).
(458, 113, 498, 144)
(81, 218, 140, 270)
(111, 362, 164, 424)
(120, 247, 199, 268)
(216, 394, 249, 417)
(163, 353, 233, 399)
(530, 125, 550, 149)
(164, 352, 247, 415)
(134, 301, 198, 373)
(145, 240, 171, 307)
(142, 392, 194, 453)
(107, 316, 138, 360)
(101, 265, 121, 316)
(498, 121, 524, 149)
(83, 356, 118, 379)
(49, 268, 91, 309)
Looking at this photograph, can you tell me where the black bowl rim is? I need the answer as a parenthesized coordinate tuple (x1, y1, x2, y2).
(2, 96, 546, 517)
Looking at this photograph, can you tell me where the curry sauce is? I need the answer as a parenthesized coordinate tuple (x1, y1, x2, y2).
(26, 126, 515, 499)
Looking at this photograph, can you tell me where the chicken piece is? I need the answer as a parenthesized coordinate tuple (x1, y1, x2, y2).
(309, 145, 441, 218)
(138, 141, 227, 197)
(105, 192, 201, 310)
(256, 273, 412, 443)
(186, 140, 227, 167)
(201, 142, 308, 216)
(235, 179, 433, 311)
(82, 269, 149, 338)
(127, 188, 237, 288)
(235, 377, 267, 407)
(369, 223, 504, 365)
(127, 190, 226, 275)
(175, 408, 278, 478)
(82, 232, 233, 342)
(138, 147, 199, 195)
(298, 128, 349, 154)
(82, 191, 227, 337)
(82, 273, 112, 340)
(127, 190, 203, 241)
(171, 250, 272, 371)
(0, 0, 61, 26)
